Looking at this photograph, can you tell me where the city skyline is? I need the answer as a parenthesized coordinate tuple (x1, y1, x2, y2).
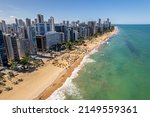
(0, 0, 150, 24)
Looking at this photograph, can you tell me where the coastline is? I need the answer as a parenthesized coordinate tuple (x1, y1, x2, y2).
(35, 27, 118, 100)
(0, 27, 117, 100)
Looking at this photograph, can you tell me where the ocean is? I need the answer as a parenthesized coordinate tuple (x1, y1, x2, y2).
(49, 25, 150, 100)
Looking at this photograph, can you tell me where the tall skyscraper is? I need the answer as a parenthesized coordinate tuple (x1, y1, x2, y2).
(26, 18, 31, 27)
(63, 21, 66, 26)
(35, 18, 38, 24)
(15, 18, 19, 26)
(49, 17, 55, 31)
(3, 34, 14, 62)
(10, 34, 20, 61)
(1, 20, 7, 33)
(67, 21, 69, 27)
(98, 19, 101, 26)
(88, 21, 97, 35)
(0, 22, 3, 31)
(0, 30, 8, 66)
(37, 14, 44, 23)
(18, 19, 25, 27)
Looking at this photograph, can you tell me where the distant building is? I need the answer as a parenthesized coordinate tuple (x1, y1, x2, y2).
(48, 17, 55, 31)
(3, 34, 14, 62)
(26, 18, 32, 27)
(1, 20, 7, 33)
(0, 30, 8, 66)
(26, 26, 37, 54)
(88, 21, 97, 35)
(37, 14, 44, 23)
(35, 23, 50, 35)
(103, 18, 111, 30)
(0, 22, 3, 32)
(69, 28, 79, 42)
(18, 19, 25, 27)
(66, 21, 69, 27)
(63, 21, 66, 26)
(35, 18, 38, 24)
(10, 34, 20, 61)
(55, 25, 68, 42)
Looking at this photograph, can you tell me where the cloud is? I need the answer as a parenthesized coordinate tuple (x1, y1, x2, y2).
(10, 16, 16, 19)
(2, 16, 17, 24)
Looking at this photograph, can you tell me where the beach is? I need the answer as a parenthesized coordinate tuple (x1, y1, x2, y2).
(0, 28, 117, 100)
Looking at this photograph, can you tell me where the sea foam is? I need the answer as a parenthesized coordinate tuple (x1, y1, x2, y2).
(48, 48, 98, 100)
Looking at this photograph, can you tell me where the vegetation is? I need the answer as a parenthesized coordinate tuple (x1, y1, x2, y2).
(5, 86, 13, 91)
(19, 57, 31, 65)
(64, 41, 73, 50)
(0, 81, 6, 86)
(13, 81, 19, 85)
(18, 78, 23, 82)
(0, 72, 3, 81)
(10, 61, 17, 70)
(110, 26, 115, 32)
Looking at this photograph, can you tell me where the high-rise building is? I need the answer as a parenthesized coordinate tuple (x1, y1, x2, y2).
(35, 23, 50, 35)
(1, 20, 7, 33)
(55, 25, 68, 42)
(15, 18, 19, 32)
(3, 34, 14, 62)
(45, 31, 62, 49)
(18, 19, 25, 27)
(0, 22, 3, 31)
(88, 21, 97, 35)
(0, 30, 8, 66)
(66, 21, 69, 27)
(37, 14, 44, 23)
(10, 34, 20, 61)
(26, 26, 37, 54)
(48, 17, 55, 31)
(63, 21, 66, 26)
(98, 19, 101, 27)
(15, 18, 19, 26)
(36, 35, 46, 52)
(73, 30, 79, 41)
(26, 18, 31, 27)
(35, 18, 37, 24)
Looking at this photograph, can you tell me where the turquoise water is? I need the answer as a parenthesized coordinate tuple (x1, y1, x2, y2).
(63, 25, 150, 100)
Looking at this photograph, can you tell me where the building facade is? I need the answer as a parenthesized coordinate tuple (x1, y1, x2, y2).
(0, 30, 8, 66)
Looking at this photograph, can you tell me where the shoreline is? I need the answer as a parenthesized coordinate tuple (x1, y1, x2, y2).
(35, 27, 118, 100)
(0, 27, 117, 100)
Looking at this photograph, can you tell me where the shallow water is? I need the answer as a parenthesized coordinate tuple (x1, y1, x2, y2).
(49, 25, 150, 100)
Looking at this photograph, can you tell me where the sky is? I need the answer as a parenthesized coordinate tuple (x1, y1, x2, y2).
(0, 0, 150, 24)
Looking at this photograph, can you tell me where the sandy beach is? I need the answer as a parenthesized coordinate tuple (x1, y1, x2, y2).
(0, 27, 117, 100)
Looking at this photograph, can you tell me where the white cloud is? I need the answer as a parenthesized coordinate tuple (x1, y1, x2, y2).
(10, 16, 16, 19)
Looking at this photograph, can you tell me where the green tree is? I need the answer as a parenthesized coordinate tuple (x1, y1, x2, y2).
(64, 42, 73, 50)
(19, 57, 31, 65)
